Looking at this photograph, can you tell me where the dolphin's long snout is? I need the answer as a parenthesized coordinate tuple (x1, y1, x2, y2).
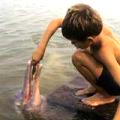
(23, 60, 42, 107)
(22, 60, 33, 105)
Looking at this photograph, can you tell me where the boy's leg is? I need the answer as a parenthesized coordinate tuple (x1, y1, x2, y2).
(72, 49, 103, 92)
(72, 49, 116, 106)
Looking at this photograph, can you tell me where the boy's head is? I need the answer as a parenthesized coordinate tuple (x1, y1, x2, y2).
(62, 3, 103, 48)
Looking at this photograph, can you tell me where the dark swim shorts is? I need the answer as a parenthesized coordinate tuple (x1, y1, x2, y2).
(96, 66, 120, 95)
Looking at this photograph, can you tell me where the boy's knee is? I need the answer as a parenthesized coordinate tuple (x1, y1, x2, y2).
(72, 50, 85, 66)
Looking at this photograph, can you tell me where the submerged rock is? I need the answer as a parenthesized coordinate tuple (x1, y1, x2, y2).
(47, 76, 119, 120)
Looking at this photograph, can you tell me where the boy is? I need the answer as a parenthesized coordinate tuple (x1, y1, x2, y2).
(32, 3, 120, 109)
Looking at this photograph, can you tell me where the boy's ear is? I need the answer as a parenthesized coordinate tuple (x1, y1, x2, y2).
(87, 36, 93, 40)
(87, 36, 94, 43)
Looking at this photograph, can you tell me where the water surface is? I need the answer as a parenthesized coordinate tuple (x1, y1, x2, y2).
(0, 0, 120, 120)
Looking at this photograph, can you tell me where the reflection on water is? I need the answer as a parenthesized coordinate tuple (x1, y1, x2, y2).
(0, 0, 120, 120)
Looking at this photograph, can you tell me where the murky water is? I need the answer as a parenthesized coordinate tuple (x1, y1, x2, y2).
(0, 0, 120, 120)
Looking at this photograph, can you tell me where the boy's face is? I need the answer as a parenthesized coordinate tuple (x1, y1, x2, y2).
(71, 38, 92, 49)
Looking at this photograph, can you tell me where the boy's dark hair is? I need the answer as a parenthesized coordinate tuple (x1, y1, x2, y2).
(62, 4, 103, 41)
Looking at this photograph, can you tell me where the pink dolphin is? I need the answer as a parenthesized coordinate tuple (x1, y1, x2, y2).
(15, 60, 44, 112)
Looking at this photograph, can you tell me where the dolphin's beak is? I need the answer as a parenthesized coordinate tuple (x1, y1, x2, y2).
(32, 64, 42, 106)
(22, 60, 32, 105)
(22, 60, 42, 107)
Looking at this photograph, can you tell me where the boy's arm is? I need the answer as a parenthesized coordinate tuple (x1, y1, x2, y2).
(32, 18, 63, 64)
(100, 48, 120, 86)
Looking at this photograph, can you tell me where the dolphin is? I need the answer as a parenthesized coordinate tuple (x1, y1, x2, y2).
(15, 60, 44, 111)
(15, 60, 74, 120)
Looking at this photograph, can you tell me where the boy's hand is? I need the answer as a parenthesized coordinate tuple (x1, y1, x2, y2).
(32, 48, 43, 65)
(31, 48, 43, 74)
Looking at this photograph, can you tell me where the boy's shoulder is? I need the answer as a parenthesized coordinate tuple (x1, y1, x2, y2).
(103, 24, 113, 36)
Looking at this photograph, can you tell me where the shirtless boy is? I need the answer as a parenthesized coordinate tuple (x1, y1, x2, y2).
(31, 3, 120, 118)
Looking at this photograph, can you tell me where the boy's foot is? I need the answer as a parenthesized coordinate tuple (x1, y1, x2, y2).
(75, 86, 96, 96)
(81, 93, 116, 106)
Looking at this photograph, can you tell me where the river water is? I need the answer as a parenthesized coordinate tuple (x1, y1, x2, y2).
(0, 0, 120, 120)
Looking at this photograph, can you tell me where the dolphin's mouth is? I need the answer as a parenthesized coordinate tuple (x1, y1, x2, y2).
(15, 60, 42, 111)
